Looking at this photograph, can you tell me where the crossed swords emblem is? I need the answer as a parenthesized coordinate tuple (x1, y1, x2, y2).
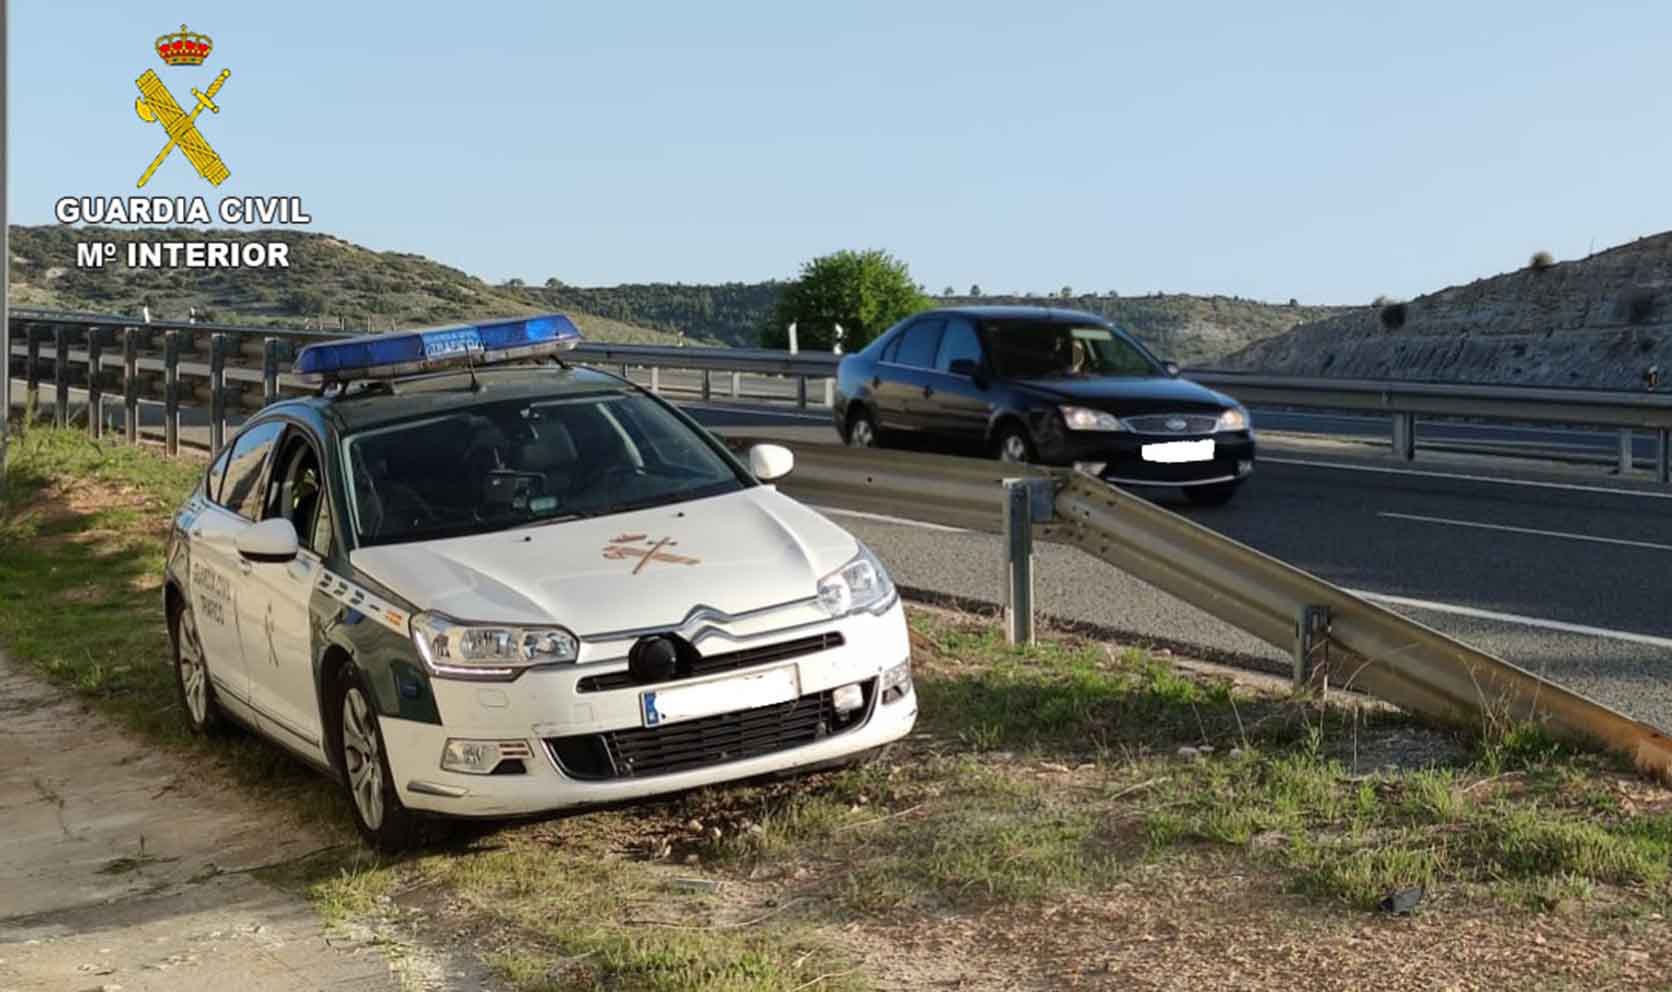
(133, 67, 231, 188)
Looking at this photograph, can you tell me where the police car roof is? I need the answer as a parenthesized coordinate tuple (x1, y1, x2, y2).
(304, 365, 632, 434)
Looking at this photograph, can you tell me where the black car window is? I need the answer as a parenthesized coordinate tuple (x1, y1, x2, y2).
(893, 319, 944, 369)
(934, 317, 983, 373)
(204, 445, 233, 502)
(218, 421, 285, 521)
(984, 321, 1159, 379)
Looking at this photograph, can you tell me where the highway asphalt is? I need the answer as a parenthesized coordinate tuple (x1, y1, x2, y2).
(13, 378, 1672, 735)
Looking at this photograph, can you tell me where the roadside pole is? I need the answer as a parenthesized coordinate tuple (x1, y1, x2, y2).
(1, 0, 11, 500)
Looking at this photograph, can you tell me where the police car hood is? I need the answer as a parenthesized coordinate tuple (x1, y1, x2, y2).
(348, 486, 861, 635)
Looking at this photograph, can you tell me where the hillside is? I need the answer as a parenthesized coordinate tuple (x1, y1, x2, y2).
(1219, 234, 1672, 388)
(529, 282, 1342, 362)
(5, 226, 695, 346)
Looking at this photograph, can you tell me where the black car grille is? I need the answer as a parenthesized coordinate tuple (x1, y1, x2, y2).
(545, 679, 874, 780)
(1122, 413, 1219, 435)
(576, 632, 845, 692)
(1101, 454, 1240, 484)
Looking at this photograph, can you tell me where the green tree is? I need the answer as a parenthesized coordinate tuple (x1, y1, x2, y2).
(504, 277, 525, 288)
(942, 285, 956, 297)
(1060, 285, 1074, 299)
(761, 249, 929, 351)
(545, 277, 564, 289)
(969, 283, 982, 296)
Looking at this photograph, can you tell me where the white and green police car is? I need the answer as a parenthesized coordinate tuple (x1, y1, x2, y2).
(163, 315, 916, 849)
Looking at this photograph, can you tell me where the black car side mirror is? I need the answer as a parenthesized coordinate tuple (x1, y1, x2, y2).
(1163, 361, 1181, 378)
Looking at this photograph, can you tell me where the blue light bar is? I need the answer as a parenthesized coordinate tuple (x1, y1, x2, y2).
(293, 314, 582, 384)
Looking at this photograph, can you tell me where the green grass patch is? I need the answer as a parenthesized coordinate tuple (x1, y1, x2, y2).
(0, 425, 350, 826)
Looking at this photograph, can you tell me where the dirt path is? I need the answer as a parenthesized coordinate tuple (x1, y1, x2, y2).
(0, 652, 403, 992)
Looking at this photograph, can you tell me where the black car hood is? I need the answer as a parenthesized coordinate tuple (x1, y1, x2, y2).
(1011, 375, 1236, 414)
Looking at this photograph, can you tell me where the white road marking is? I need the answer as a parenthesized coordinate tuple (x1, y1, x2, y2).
(1347, 590, 1672, 651)
(1378, 511, 1672, 552)
(1263, 456, 1672, 500)
(811, 505, 970, 533)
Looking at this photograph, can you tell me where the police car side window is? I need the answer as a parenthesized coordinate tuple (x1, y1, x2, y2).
(218, 421, 285, 521)
(204, 446, 233, 502)
(267, 434, 328, 553)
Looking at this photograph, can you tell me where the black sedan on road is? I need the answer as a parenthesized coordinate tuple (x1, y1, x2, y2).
(832, 307, 1255, 505)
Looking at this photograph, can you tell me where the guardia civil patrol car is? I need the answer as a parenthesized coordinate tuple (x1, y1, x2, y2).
(163, 315, 916, 850)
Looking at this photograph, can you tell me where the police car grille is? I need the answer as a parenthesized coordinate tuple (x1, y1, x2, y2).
(575, 632, 845, 693)
(1122, 413, 1219, 435)
(545, 680, 873, 780)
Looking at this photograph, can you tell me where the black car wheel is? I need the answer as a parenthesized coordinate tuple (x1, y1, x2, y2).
(335, 663, 422, 852)
(847, 409, 881, 449)
(996, 424, 1036, 463)
(171, 598, 230, 736)
(1184, 482, 1240, 507)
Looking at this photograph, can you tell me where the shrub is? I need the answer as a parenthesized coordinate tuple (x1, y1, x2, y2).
(1379, 302, 1408, 330)
(1625, 288, 1657, 325)
(1529, 250, 1555, 271)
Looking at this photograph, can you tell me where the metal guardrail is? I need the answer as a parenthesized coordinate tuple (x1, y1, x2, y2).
(10, 306, 1672, 479)
(726, 436, 1672, 780)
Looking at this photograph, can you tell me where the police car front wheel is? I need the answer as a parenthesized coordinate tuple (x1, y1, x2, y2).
(334, 666, 422, 851)
(171, 600, 229, 736)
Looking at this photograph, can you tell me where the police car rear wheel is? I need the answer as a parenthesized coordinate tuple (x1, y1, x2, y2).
(335, 670, 420, 851)
(171, 601, 228, 735)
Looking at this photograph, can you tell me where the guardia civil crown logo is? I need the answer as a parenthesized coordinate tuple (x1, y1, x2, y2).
(133, 24, 231, 188)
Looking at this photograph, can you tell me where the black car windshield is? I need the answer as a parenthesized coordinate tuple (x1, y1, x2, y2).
(984, 321, 1159, 378)
(342, 391, 747, 547)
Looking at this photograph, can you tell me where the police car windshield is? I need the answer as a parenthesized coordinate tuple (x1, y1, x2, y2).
(341, 391, 747, 547)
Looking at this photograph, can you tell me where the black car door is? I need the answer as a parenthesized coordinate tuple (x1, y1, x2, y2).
(921, 315, 991, 443)
(873, 318, 944, 433)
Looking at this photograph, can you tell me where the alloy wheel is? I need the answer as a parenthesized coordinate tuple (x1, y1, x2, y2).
(341, 688, 385, 830)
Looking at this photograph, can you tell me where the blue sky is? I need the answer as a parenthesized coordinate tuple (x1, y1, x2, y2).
(10, 1, 1670, 303)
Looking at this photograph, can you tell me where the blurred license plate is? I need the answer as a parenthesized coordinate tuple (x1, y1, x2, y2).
(641, 666, 800, 727)
(1141, 439, 1215, 463)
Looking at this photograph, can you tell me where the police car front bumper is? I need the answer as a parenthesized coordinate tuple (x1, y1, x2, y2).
(377, 600, 916, 818)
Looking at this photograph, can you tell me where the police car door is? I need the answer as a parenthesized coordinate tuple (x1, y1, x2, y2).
(192, 420, 286, 706)
(236, 427, 331, 756)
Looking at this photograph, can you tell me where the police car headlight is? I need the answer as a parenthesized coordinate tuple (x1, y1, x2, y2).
(410, 612, 578, 679)
(817, 544, 897, 618)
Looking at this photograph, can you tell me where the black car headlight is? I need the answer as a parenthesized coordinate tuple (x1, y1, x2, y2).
(1059, 405, 1127, 432)
(1215, 407, 1251, 432)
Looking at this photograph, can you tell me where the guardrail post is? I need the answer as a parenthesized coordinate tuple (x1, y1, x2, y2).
(209, 333, 227, 454)
(52, 325, 68, 428)
(701, 369, 711, 402)
(262, 337, 280, 407)
(1618, 429, 1634, 474)
(619, 362, 629, 380)
(86, 327, 104, 438)
(730, 372, 741, 399)
(1294, 605, 1331, 694)
(1003, 480, 1035, 645)
(650, 367, 661, 394)
(824, 378, 835, 408)
(25, 324, 41, 415)
(122, 328, 139, 445)
(1391, 412, 1415, 461)
(163, 331, 180, 456)
(1659, 429, 1671, 485)
(796, 376, 808, 409)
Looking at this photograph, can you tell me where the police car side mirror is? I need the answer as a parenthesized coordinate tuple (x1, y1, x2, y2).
(1163, 361, 1181, 378)
(237, 518, 300, 564)
(749, 443, 795, 481)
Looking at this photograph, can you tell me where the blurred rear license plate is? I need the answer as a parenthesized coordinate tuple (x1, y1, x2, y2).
(641, 666, 799, 727)
(1141, 439, 1215, 463)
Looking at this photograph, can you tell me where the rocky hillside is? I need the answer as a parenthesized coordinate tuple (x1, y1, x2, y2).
(6, 226, 697, 346)
(1219, 234, 1672, 389)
